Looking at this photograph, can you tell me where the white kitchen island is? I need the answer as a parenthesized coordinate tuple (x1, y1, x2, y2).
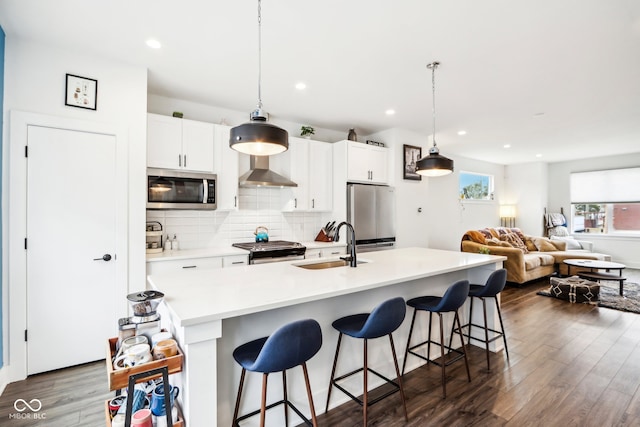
(147, 247, 505, 427)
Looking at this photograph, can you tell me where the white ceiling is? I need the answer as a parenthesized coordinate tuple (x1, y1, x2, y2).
(1, 0, 640, 165)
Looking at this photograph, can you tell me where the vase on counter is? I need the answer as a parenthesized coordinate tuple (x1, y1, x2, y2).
(348, 128, 357, 141)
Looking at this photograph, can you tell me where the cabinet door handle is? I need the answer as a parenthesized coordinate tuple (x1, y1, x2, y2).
(312, 199, 315, 209)
(178, 154, 182, 167)
(234, 196, 237, 208)
(294, 198, 297, 209)
(182, 265, 197, 269)
(231, 261, 245, 265)
(184, 154, 187, 168)
(330, 251, 340, 255)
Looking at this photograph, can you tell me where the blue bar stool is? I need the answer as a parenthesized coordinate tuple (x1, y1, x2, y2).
(458, 268, 509, 371)
(401, 280, 471, 398)
(325, 297, 408, 426)
(232, 319, 322, 427)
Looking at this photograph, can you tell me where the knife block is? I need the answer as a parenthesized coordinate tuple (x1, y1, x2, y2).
(314, 229, 333, 242)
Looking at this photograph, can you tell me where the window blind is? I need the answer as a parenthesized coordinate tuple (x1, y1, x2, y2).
(570, 168, 640, 203)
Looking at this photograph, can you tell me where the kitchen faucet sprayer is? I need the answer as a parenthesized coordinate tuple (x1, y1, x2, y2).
(335, 222, 358, 267)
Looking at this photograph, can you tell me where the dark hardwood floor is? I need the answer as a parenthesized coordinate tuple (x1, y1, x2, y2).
(1, 270, 639, 426)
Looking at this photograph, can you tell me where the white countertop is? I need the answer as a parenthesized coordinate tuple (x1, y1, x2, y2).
(147, 247, 505, 327)
(146, 240, 347, 262)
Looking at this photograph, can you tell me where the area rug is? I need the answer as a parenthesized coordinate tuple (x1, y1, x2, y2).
(538, 280, 640, 314)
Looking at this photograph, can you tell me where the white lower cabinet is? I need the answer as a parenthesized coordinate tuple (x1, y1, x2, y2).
(305, 246, 347, 259)
(222, 255, 249, 267)
(147, 254, 248, 275)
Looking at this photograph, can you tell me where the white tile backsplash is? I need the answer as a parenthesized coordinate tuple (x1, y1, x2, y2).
(147, 187, 332, 249)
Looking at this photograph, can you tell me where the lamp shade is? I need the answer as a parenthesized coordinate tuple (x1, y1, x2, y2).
(499, 205, 516, 218)
(229, 121, 288, 156)
(415, 152, 454, 177)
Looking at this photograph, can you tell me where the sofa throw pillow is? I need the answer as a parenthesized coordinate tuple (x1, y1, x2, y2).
(522, 236, 538, 252)
(500, 232, 529, 253)
(486, 237, 512, 247)
(532, 237, 558, 252)
(550, 235, 582, 250)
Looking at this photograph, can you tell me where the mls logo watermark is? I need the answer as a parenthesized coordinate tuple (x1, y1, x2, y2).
(9, 398, 47, 420)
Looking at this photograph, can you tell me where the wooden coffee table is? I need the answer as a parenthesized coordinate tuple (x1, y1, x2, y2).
(563, 259, 627, 296)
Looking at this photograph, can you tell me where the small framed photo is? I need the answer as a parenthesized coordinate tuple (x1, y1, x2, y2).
(65, 74, 97, 110)
(403, 144, 422, 180)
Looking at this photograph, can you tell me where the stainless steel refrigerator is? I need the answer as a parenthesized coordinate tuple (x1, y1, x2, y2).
(347, 183, 396, 252)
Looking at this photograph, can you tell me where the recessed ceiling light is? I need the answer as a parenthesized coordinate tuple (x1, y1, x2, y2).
(385, 109, 395, 115)
(295, 82, 306, 90)
(146, 39, 162, 49)
(536, 153, 542, 158)
(457, 130, 467, 136)
(503, 144, 511, 149)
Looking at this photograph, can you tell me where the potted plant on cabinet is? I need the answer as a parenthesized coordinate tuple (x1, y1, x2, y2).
(300, 126, 315, 139)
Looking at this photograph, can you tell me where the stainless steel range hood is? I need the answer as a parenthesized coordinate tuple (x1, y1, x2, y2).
(239, 155, 297, 188)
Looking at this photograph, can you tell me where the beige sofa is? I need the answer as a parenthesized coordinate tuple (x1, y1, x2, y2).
(461, 227, 610, 284)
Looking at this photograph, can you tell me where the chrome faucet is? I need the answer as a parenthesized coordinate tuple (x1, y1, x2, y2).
(334, 221, 357, 267)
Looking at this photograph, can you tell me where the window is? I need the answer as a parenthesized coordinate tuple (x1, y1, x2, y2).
(570, 168, 640, 235)
(459, 171, 494, 201)
(572, 203, 640, 234)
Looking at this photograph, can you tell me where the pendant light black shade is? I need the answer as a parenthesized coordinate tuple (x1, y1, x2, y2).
(229, 0, 288, 156)
(415, 61, 454, 177)
(415, 146, 454, 177)
(230, 110, 288, 156)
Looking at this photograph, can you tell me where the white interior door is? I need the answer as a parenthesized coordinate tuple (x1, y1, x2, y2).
(26, 125, 118, 374)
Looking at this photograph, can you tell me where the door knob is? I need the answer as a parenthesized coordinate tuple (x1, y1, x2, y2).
(94, 254, 112, 261)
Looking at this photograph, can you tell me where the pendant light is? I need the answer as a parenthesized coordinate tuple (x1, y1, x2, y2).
(230, 0, 288, 156)
(415, 61, 454, 177)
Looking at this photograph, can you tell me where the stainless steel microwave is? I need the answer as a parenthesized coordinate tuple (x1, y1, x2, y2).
(147, 168, 217, 210)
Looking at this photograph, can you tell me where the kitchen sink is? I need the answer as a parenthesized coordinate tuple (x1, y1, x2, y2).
(295, 259, 369, 270)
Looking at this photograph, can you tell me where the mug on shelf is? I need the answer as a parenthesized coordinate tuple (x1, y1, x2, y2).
(113, 343, 152, 370)
(151, 331, 173, 347)
(131, 408, 153, 427)
(153, 339, 178, 360)
(150, 383, 179, 416)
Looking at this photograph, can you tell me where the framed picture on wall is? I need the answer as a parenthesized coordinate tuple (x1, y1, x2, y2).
(65, 74, 98, 110)
(403, 144, 422, 180)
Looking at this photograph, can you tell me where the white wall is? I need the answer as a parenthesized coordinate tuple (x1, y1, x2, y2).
(364, 129, 507, 251)
(427, 155, 506, 251)
(3, 38, 148, 290)
(366, 128, 431, 248)
(2, 38, 147, 383)
(548, 153, 640, 267)
(505, 162, 548, 236)
(148, 94, 347, 143)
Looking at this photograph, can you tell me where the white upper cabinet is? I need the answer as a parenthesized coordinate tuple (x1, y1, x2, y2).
(308, 140, 333, 210)
(345, 141, 388, 184)
(147, 113, 214, 173)
(281, 137, 333, 212)
(213, 124, 239, 210)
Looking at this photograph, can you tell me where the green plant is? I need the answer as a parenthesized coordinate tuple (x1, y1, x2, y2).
(300, 126, 315, 137)
(478, 246, 491, 255)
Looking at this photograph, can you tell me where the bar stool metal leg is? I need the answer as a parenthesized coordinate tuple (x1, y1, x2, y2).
(302, 363, 318, 427)
(363, 339, 368, 427)
(260, 373, 268, 427)
(282, 371, 288, 427)
(232, 368, 247, 426)
(325, 333, 343, 413)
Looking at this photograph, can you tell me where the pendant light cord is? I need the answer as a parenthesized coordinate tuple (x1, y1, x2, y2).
(429, 62, 438, 148)
(257, 0, 263, 110)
